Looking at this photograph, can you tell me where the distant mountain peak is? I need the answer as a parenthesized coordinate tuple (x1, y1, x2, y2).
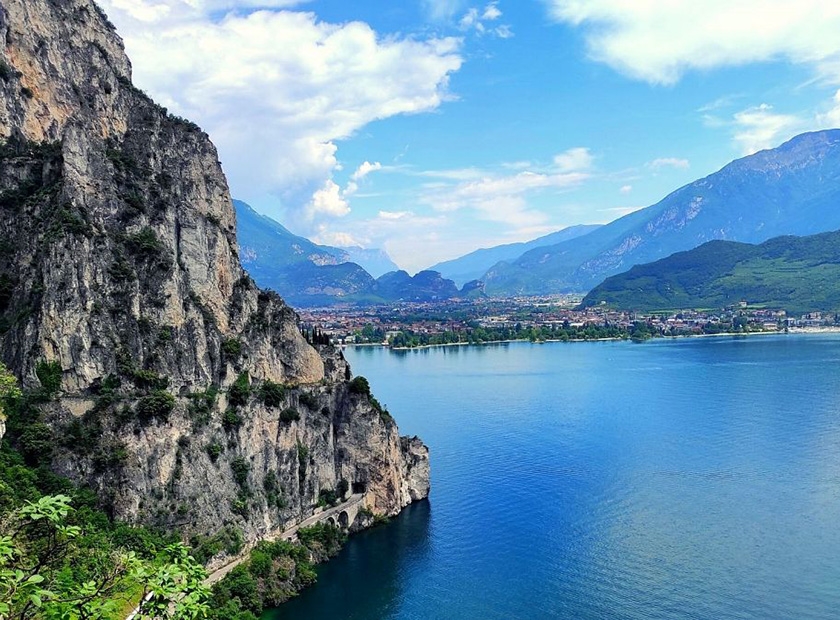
(482, 129, 840, 296)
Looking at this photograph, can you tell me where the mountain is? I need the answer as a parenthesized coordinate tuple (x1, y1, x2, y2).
(341, 246, 399, 278)
(483, 130, 840, 295)
(235, 200, 378, 304)
(429, 224, 601, 286)
(375, 270, 461, 301)
(580, 230, 840, 314)
(0, 0, 427, 558)
(236, 200, 475, 305)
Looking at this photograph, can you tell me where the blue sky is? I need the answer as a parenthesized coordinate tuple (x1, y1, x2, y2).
(98, 0, 840, 272)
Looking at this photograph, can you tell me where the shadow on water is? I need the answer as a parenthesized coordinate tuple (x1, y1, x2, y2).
(263, 500, 432, 620)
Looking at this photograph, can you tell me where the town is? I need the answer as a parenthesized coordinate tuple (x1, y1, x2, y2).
(298, 297, 840, 348)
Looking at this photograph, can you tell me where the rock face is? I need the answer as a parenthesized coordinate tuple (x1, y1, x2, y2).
(0, 0, 427, 549)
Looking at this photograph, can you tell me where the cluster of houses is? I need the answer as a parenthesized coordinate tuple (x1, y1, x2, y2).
(299, 298, 840, 345)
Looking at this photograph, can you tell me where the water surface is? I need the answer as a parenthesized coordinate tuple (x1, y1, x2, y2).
(268, 335, 840, 619)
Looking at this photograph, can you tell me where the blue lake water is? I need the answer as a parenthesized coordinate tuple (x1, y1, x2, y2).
(267, 335, 840, 619)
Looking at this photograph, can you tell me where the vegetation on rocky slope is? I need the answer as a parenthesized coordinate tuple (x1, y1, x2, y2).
(581, 229, 840, 313)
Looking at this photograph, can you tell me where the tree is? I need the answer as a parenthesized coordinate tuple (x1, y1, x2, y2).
(0, 361, 21, 421)
(0, 494, 210, 619)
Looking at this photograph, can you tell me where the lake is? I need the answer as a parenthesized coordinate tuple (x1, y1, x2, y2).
(266, 335, 840, 619)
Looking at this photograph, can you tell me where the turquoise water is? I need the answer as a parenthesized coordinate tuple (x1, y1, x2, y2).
(268, 335, 840, 619)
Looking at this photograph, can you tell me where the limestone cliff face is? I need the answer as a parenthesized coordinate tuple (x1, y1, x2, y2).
(0, 0, 428, 547)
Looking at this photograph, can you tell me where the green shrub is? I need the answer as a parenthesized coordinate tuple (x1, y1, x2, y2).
(317, 488, 338, 508)
(124, 227, 163, 255)
(157, 326, 174, 343)
(222, 408, 242, 431)
(206, 442, 223, 462)
(35, 360, 62, 398)
(137, 390, 175, 422)
(188, 386, 218, 429)
(231, 494, 250, 518)
(132, 369, 169, 391)
(228, 372, 250, 407)
(337, 479, 349, 498)
(348, 376, 371, 396)
(230, 457, 250, 488)
(190, 526, 243, 564)
(279, 407, 300, 423)
(221, 338, 242, 360)
(257, 380, 285, 408)
(298, 391, 317, 410)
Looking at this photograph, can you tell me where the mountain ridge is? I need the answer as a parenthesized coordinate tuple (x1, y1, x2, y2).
(429, 224, 601, 286)
(482, 130, 840, 295)
(580, 228, 840, 314)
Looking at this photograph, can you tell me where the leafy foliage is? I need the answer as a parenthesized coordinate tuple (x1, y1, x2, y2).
(136, 390, 175, 422)
(206, 524, 346, 619)
(257, 380, 285, 408)
(228, 372, 251, 408)
(347, 376, 371, 397)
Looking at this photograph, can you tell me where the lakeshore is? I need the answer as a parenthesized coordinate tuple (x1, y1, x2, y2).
(338, 325, 840, 352)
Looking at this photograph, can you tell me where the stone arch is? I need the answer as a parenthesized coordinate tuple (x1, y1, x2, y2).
(338, 511, 349, 529)
(327, 516, 336, 527)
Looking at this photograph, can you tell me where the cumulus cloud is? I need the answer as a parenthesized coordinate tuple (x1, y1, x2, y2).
(545, 0, 840, 85)
(305, 180, 350, 220)
(620, 184, 632, 194)
(97, 1, 463, 227)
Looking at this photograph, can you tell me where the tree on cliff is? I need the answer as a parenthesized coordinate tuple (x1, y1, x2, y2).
(0, 362, 20, 422)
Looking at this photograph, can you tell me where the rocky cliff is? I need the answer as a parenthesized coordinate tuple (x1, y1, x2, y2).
(0, 0, 428, 556)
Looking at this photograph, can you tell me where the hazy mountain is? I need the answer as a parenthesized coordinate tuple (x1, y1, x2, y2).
(580, 229, 840, 314)
(235, 201, 473, 305)
(429, 224, 601, 286)
(235, 200, 398, 304)
(483, 130, 840, 295)
(341, 247, 399, 278)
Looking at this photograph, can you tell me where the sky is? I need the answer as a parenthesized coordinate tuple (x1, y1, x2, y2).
(97, 0, 840, 273)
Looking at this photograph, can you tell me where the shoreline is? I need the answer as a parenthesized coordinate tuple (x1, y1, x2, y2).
(340, 326, 840, 352)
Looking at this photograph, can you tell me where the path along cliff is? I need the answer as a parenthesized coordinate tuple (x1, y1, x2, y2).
(0, 0, 428, 567)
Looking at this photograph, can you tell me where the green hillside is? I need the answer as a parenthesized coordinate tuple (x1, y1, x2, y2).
(579, 230, 840, 314)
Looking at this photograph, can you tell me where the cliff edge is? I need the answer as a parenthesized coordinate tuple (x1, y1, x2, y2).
(0, 0, 428, 558)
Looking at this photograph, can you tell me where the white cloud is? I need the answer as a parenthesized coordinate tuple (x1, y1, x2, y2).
(459, 2, 512, 37)
(620, 184, 632, 194)
(312, 229, 359, 247)
(98, 1, 462, 227)
(420, 168, 589, 230)
(423, 0, 467, 20)
(482, 2, 502, 20)
(817, 89, 840, 128)
(553, 147, 594, 172)
(648, 157, 690, 170)
(545, 1, 840, 86)
(351, 161, 382, 181)
(305, 180, 350, 220)
(732, 104, 802, 154)
(378, 210, 414, 220)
